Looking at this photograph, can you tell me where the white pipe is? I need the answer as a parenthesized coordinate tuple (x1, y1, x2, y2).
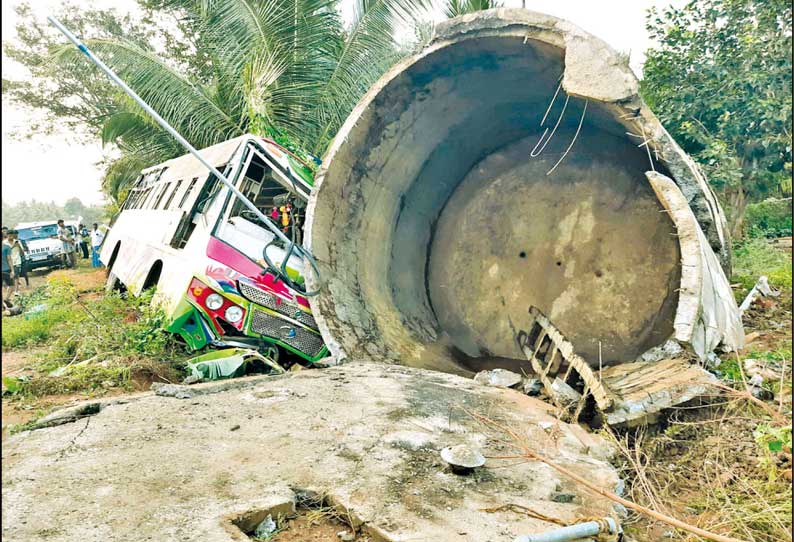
(514, 518, 618, 542)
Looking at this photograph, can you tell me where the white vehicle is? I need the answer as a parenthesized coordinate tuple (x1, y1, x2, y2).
(14, 221, 76, 270)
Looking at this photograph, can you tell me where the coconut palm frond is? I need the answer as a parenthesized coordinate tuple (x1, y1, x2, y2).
(444, 0, 500, 18)
(308, 0, 431, 152)
(52, 39, 245, 150)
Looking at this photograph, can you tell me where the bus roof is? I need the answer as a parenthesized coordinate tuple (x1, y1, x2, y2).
(139, 134, 315, 187)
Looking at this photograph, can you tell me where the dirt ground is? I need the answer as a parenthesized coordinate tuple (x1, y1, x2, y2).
(271, 511, 373, 542)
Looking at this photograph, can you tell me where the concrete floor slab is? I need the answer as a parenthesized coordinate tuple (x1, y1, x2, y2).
(2, 362, 621, 542)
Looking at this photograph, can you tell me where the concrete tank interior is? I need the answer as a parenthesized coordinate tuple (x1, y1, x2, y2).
(307, 26, 686, 375)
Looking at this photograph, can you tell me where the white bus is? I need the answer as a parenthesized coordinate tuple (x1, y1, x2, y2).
(100, 134, 327, 363)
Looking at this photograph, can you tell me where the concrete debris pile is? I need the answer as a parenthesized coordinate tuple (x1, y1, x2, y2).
(304, 8, 745, 424)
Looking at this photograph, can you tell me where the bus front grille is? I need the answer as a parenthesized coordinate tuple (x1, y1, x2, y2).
(249, 309, 324, 358)
(238, 281, 318, 330)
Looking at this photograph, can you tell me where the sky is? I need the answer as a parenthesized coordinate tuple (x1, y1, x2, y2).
(1, 0, 684, 207)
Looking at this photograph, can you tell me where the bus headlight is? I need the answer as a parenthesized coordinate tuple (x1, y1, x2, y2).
(205, 293, 224, 310)
(224, 305, 244, 323)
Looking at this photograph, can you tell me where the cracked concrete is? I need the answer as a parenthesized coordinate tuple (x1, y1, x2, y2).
(3, 363, 620, 542)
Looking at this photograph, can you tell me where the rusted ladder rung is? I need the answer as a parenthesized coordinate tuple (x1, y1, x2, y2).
(519, 306, 614, 411)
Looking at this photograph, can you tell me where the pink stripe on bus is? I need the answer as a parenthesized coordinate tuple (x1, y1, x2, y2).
(206, 236, 310, 309)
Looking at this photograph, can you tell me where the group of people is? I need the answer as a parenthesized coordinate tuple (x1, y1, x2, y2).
(54, 220, 105, 269)
(2, 221, 106, 314)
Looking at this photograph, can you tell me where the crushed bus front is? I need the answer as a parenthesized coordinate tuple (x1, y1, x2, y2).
(167, 240, 326, 362)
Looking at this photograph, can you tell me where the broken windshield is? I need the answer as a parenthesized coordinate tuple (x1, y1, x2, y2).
(215, 145, 307, 276)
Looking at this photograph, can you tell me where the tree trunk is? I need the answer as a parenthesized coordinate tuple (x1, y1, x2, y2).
(727, 188, 748, 239)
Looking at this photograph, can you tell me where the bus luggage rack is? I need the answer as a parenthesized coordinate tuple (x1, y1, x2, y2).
(250, 309, 324, 358)
(238, 281, 318, 330)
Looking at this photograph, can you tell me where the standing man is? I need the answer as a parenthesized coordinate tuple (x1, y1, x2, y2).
(2, 230, 16, 310)
(56, 219, 75, 268)
(78, 224, 90, 259)
(90, 223, 105, 268)
(7, 230, 29, 291)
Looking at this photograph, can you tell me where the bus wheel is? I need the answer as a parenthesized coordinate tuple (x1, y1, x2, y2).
(105, 272, 126, 295)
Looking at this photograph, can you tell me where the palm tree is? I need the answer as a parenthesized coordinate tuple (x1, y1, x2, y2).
(54, 0, 432, 203)
(443, 0, 501, 18)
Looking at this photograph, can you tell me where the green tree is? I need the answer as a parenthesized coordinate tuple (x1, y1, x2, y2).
(63, 197, 86, 218)
(1, 199, 108, 227)
(444, 0, 501, 18)
(641, 0, 793, 237)
(2, 2, 161, 141)
(4, 0, 433, 204)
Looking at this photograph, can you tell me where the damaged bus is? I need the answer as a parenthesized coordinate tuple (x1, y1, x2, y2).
(100, 135, 327, 363)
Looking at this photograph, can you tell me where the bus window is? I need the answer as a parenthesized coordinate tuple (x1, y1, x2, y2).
(163, 179, 183, 210)
(194, 175, 221, 215)
(227, 156, 292, 219)
(142, 186, 156, 209)
(179, 177, 199, 209)
(171, 173, 223, 249)
(153, 182, 171, 209)
(215, 149, 307, 267)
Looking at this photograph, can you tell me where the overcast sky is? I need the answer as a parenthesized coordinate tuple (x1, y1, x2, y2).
(1, 0, 683, 207)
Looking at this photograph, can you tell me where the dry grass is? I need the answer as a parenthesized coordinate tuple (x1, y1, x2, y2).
(606, 396, 792, 542)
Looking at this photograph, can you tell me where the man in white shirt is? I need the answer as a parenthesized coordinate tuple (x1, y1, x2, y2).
(90, 223, 106, 268)
(56, 219, 76, 268)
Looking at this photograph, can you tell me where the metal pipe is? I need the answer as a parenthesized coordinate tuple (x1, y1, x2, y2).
(47, 16, 322, 295)
(514, 517, 618, 542)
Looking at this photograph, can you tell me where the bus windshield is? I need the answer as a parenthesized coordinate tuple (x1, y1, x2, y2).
(18, 225, 58, 241)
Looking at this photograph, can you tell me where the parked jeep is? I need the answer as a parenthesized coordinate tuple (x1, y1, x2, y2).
(15, 221, 67, 270)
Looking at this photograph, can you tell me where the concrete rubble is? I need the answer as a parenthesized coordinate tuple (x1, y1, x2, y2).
(3, 363, 621, 542)
(473, 368, 523, 388)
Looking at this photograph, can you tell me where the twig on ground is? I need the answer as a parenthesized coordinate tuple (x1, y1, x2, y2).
(480, 503, 566, 526)
(708, 381, 787, 425)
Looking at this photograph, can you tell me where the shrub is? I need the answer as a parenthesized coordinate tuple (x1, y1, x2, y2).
(745, 198, 793, 239)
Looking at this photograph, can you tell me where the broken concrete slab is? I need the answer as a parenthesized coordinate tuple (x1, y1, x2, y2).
(599, 358, 718, 427)
(305, 8, 741, 378)
(2, 362, 621, 542)
(519, 306, 722, 426)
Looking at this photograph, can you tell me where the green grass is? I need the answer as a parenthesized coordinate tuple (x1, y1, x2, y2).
(732, 238, 792, 298)
(2, 276, 187, 399)
(2, 306, 72, 348)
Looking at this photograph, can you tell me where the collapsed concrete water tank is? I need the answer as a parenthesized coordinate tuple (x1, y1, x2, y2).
(305, 9, 743, 375)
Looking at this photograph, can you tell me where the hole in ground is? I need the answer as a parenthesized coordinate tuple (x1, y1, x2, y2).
(231, 490, 373, 542)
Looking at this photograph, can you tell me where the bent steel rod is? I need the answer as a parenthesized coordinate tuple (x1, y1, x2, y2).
(48, 16, 322, 295)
